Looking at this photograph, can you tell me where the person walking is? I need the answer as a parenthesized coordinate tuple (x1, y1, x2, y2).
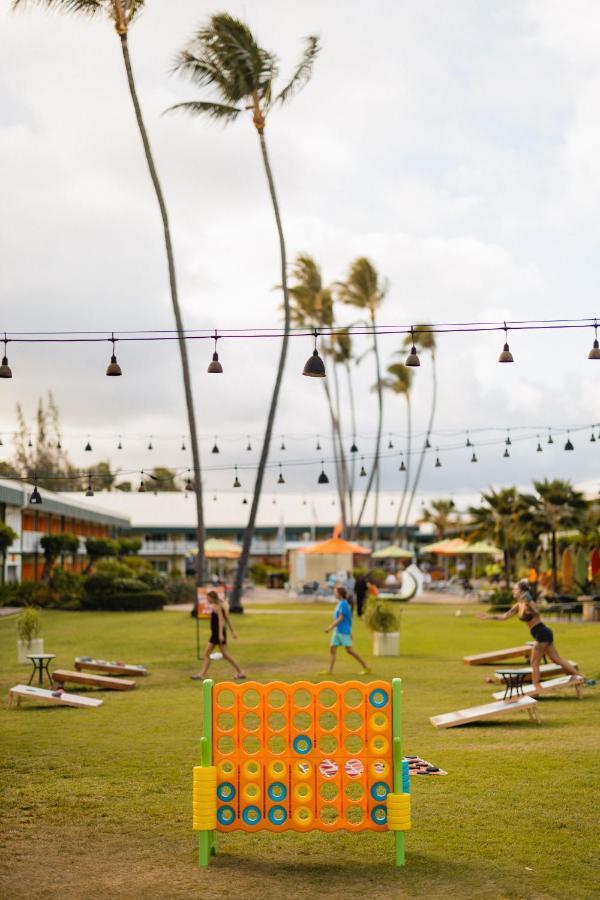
(191, 590, 246, 681)
(322, 586, 370, 675)
(355, 573, 368, 617)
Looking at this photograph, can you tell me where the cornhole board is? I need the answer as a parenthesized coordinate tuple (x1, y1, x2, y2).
(8, 684, 103, 709)
(463, 644, 533, 666)
(52, 669, 136, 691)
(430, 695, 539, 729)
(74, 657, 148, 676)
(493, 675, 584, 701)
(493, 661, 577, 683)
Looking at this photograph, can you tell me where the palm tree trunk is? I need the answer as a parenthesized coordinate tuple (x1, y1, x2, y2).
(322, 378, 347, 530)
(331, 356, 350, 532)
(403, 349, 437, 537)
(392, 396, 411, 543)
(229, 128, 290, 612)
(551, 529, 558, 594)
(345, 361, 356, 531)
(354, 315, 383, 542)
(119, 34, 205, 586)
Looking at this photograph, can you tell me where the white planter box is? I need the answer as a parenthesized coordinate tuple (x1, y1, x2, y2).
(372, 631, 400, 657)
(17, 638, 44, 665)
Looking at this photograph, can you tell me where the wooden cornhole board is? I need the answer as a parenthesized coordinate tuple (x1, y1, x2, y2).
(74, 657, 148, 677)
(8, 684, 103, 709)
(52, 669, 136, 691)
(430, 695, 539, 729)
(493, 661, 577, 683)
(463, 644, 533, 666)
(493, 675, 584, 701)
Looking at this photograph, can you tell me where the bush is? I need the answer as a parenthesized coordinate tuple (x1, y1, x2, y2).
(16, 606, 40, 642)
(486, 588, 514, 612)
(46, 570, 85, 610)
(364, 598, 400, 633)
(0, 581, 52, 608)
(82, 590, 166, 611)
(366, 568, 387, 587)
(249, 563, 269, 585)
(165, 577, 196, 605)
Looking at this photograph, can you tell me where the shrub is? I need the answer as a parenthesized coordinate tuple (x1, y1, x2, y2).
(82, 590, 165, 611)
(364, 598, 400, 633)
(366, 568, 387, 587)
(94, 559, 138, 580)
(249, 563, 269, 585)
(0, 581, 52, 608)
(165, 577, 196, 605)
(16, 606, 40, 642)
(486, 588, 514, 612)
(46, 570, 84, 610)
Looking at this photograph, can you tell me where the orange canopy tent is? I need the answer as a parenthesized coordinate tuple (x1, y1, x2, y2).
(301, 537, 371, 556)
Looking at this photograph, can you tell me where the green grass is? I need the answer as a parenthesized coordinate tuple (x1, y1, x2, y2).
(1, 604, 598, 899)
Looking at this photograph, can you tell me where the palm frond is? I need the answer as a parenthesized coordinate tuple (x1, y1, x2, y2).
(274, 35, 320, 106)
(336, 257, 385, 311)
(164, 100, 242, 123)
(12, 0, 102, 13)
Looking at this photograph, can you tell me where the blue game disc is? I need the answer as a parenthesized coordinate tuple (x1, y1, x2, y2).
(368, 688, 389, 708)
(293, 734, 312, 755)
(242, 805, 262, 826)
(217, 805, 235, 826)
(371, 804, 388, 825)
(217, 782, 236, 802)
(267, 805, 288, 825)
(267, 781, 288, 802)
(370, 781, 390, 801)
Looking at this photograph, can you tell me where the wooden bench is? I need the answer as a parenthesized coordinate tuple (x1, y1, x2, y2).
(492, 675, 584, 701)
(52, 669, 136, 691)
(8, 684, 103, 709)
(430, 695, 539, 729)
(74, 657, 148, 676)
(463, 644, 533, 666)
(493, 660, 577, 683)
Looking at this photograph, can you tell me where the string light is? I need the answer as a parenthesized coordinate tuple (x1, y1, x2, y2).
(536, 436, 543, 452)
(317, 461, 329, 484)
(280, 436, 286, 451)
(277, 464, 285, 485)
(207, 329, 223, 374)
(212, 439, 220, 454)
(465, 432, 472, 447)
(399, 456, 406, 472)
(547, 429, 554, 445)
(302, 329, 326, 378)
(117, 437, 123, 450)
(148, 437, 153, 451)
(85, 474, 94, 497)
(138, 473, 146, 492)
(470, 450, 478, 463)
(29, 478, 42, 505)
(564, 432, 574, 451)
(505, 430, 512, 446)
(590, 430, 596, 443)
(350, 441, 358, 453)
(498, 322, 514, 363)
(405, 327, 420, 367)
(84, 439, 92, 452)
(359, 459, 367, 477)
(106, 333, 122, 376)
(0, 334, 12, 379)
(434, 450, 442, 468)
(387, 435, 394, 449)
(181, 438, 186, 451)
(233, 465, 241, 488)
(589, 320, 600, 360)
(503, 447, 510, 458)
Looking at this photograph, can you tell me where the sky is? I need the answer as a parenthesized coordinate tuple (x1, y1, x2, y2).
(0, 0, 599, 519)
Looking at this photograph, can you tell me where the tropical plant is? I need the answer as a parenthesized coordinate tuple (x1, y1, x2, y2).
(13, 0, 207, 587)
(421, 499, 456, 539)
(0, 523, 17, 585)
(169, 14, 319, 611)
(16, 606, 40, 643)
(84, 537, 118, 572)
(337, 258, 387, 543)
(469, 487, 524, 588)
(401, 324, 437, 537)
(379, 362, 412, 541)
(526, 479, 587, 594)
(364, 598, 399, 633)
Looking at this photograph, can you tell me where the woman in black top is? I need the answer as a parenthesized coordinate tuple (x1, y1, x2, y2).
(191, 591, 246, 681)
(480, 580, 583, 692)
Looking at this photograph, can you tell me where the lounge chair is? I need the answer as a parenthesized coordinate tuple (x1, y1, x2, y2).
(74, 657, 148, 676)
(8, 684, 103, 709)
(430, 695, 539, 728)
(52, 670, 136, 691)
(463, 644, 533, 666)
(492, 675, 585, 701)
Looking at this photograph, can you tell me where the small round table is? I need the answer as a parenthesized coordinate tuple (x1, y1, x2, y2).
(26, 653, 56, 687)
(496, 668, 528, 700)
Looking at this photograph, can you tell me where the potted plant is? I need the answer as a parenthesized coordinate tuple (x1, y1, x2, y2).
(365, 598, 400, 657)
(17, 606, 43, 664)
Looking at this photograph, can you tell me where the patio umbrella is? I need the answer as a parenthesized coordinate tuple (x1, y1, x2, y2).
(424, 538, 469, 555)
(372, 546, 413, 559)
(465, 541, 502, 555)
(302, 537, 371, 555)
(204, 538, 243, 559)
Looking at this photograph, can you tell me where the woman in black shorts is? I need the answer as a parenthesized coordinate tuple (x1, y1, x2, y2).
(480, 579, 584, 692)
(191, 591, 246, 681)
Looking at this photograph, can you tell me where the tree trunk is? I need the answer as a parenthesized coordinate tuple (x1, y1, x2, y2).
(354, 312, 383, 542)
(551, 529, 558, 594)
(229, 129, 291, 612)
(322, 378, 347, 530)
(331, 354, 350, 531)
(403, 349, 437, 537)
(119, 35, 205, 586)
(503, 547, 511, 589)
(345, 361, 357, 531)
(392, 396, 411, 543)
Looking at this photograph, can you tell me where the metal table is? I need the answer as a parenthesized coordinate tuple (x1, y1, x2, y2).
(496, 668, 528, 700)
(26, 653, 56, 687)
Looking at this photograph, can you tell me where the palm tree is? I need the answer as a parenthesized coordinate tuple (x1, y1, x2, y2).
(337, 258, 386, 544)
(169, 15, 319, 612)
(326, 328, 356, 528)
(422, 499, 456, 539)
(528, 479, 587, 594)
(379, 363, 412, 541)
(469, 487, 524, 588)
(402, 324, 437, 539)
(14, 0, 207, 585)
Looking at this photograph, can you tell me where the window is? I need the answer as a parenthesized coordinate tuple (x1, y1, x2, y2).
(152, 560, 169, 573)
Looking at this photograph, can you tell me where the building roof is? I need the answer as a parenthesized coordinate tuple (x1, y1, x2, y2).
(0, 479, 130, 528)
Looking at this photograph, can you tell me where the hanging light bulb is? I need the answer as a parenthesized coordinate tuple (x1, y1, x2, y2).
(547, 429, 554, 445)
(564, 432, 574, 451)
(242, 497, 248, 504)
(536, 436, 543, 452)
(56, 437, 62, 450)
(503, 447, 510, 458)
(138, 473, 146, 492)
(212, 438, 220, 454)
(28, 437, 33, 448)
(233, 465, 241, 488)
(302, 498, 307, 505)
(424, 437, 431, 450)
(588, 320, 600, 360)
(213, 495, 217, 502)
(405, 327, 420, 367)
(471, 451, 478, 463)
(350, 441, 358, 453)
(466, 432, 472, 447)
(29, 482, 42, 505)
(590, 429, 596, 443)
(399, 456, 406, 472)
(207, 329, 223, 374)
(359, 459, 367, 477)
(498, 322, 514, 363)
(85, 439, 92, 452)
(277, 464, 285, 485)
(387, 435, 394, 449)
(280, 436, 286, 451)
(505, 431, 512, 446)
(0, 333, 12, 378)
(85, 474, 94, 497)
(246, 437, 252, 452)
(117, 437, 123, 450)
(318, 461, 329, 484)
(106, 332, 122, 376)
(148, 437, 153, 451)
(184, 477, 193, 492)
(434, 451, 442, 468)
(303, 328, 326, 377)
(181, 438, 186, 451)
(316, 436, 321, 451)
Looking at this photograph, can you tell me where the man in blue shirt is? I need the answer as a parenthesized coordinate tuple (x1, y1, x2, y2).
(323, 587, 370, 674)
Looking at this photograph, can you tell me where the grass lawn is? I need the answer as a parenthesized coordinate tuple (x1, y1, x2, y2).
(1, 602, 598, 900)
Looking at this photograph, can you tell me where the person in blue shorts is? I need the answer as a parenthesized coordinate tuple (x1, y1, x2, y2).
(323, 586, 370, 675)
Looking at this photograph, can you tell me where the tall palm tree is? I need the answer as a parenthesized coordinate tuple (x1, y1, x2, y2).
(402, 324, 437, 540)
(337, 258, 386, 544)
(288, 255, 347, 526)
(528, 479, 587, 594)
(469, 487, 524, 588)
(379, 362, 412, 542)
(326, 328, 355, 529)
(14, 0, 207, 584)
(422, 498, 456, 539)
(169, 15, 319, 612)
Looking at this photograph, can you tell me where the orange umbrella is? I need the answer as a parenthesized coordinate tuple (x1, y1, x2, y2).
(302, 537, 371, 555)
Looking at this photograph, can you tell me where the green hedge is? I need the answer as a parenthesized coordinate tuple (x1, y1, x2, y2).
(82, 590, 166, 611)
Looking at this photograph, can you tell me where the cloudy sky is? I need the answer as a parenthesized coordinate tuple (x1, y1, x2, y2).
(0, 0, 598, 515)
